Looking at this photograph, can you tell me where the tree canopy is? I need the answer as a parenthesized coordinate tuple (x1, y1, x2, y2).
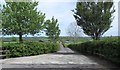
(73, 1, 115, 40)
(2, 2, 45, 42)
(45, 17, 60, 42)
(0, 4, 2, 29)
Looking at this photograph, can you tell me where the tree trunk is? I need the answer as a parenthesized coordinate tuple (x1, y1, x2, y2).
(92, 33, 100, 40)
(19, 33, 23, 43)
(94, 33, 100, 40)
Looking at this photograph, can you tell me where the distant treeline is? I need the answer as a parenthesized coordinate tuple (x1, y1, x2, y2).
(1, 36, 119, 42)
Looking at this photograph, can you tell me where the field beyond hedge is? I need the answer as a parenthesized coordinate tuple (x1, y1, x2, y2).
(68, 38, 120, 64)
(2, 42, 59, 58)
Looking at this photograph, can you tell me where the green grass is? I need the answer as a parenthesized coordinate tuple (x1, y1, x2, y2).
(2, 37, 49, 42)
(3, 42, 18, 43)
(1, 37, 90, 48)
(2, 36, 91, 43)
(0, 42, 2, 47)
(0, 39, 2, 47)
(1, 36, 119, 46)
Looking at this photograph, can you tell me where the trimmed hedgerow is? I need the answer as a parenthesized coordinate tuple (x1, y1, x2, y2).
(68, 38, 120, 64)
(3, 42, 59, 58)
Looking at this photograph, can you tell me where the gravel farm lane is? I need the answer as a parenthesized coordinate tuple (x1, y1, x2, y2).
(0, 42, 119, 70)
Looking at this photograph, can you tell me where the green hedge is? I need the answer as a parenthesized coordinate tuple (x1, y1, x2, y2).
(68, 38, 120, 64)
(3, 42, 59, 58)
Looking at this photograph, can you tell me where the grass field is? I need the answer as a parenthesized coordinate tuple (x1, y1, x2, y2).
(1, 36, 91, 42)
(1, 36, 119, 46)
(1, 36, 92, 47)
(0, 42, 1, 47)
(0, 39, 2, 47)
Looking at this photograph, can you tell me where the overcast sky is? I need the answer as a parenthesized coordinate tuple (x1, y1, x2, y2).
(0, 0, 119, 37)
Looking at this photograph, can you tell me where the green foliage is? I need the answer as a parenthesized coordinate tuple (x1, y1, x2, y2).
(11, 36, 17, 41)
(3, 42, 59, 58)
(45, 17, 61, 42)
(2, 2, 45, 42)
(73, 1, 115, 40)
(68, 38, 120, 64)
(0, 4, 2, 30)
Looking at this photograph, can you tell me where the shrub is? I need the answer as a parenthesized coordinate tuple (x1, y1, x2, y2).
(3, 42, 59, 58)
(68, 38, 120, 64)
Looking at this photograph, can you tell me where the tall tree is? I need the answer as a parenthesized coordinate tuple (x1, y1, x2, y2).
(45, 17, 60, 42)
(73, 1, 115, 40)
(67, 22, 82, 37)
(0, 4, 2, 39)
(2, 2, 45, 42)
(0, 4, 2, 30)
(66, 22, 82, 43)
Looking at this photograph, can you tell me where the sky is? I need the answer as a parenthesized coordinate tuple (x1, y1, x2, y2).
(118, 1, 120, 36)
(0, 0, 120, 37)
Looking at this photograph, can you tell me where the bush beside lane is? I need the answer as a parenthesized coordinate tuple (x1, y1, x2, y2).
(2, 42, 59, 58)
(68, 38, 120, 64)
